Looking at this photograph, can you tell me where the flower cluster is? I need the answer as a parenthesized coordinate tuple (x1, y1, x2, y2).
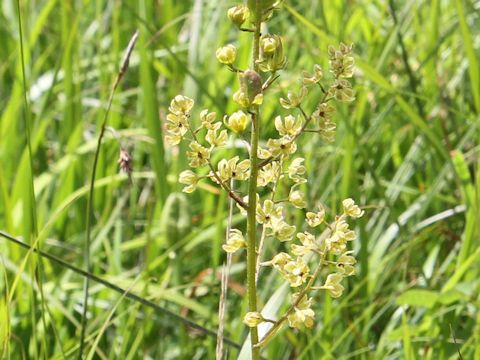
(164, 1, 362, 352)
(259, 198, 363, 329)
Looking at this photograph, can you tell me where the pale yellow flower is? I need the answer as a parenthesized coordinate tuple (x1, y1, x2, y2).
(283, 258, 310, 287)
(328, 43, 354, 78)
(222, 229, 246, 253)
(328, 79, 355, 102)
(279, 86, 308, 109)
(322, 273, 344, 298)
(274, 115, 302, 137)
(302, 64, 323, 85)
(305, 209, 325, 227)
(258, 161, 281, 187)
(169, 95, 194, 115)
(287, 294, 315, 329)
(288, 158, 306, 184)
(342, 198, 364, 218)
(337, 252, 356, 276)
(187, 141, 210, 168)
(200, 109, 217, 130)
(267, 137, 297, 157)
(205, 127, 228, 147)
(256, 200, 283, 227)
(291, 231, 316, 256)
(179, 170, 198, 193)
(289, 189, 306, 209)
(257, 147, 272, 159)
(225, 110, 250, 133)
(270, 219, 296, 242)
(216, 156, 250, 182)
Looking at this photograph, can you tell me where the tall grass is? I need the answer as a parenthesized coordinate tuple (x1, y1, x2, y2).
(0, 0, 479, 359)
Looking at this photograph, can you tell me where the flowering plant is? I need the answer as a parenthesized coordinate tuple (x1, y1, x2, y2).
(164, 1, 363, 358)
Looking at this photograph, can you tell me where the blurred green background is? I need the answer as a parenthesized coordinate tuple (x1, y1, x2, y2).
(0, 0, 479, 359)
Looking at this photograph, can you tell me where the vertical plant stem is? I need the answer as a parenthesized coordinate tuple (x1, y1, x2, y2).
(246, 1, 263, 359)
(78, 30, 138, 359)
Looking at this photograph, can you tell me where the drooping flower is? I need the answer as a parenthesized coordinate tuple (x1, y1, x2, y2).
(288, 158, 306, 184)
(336, 252, 356, 276)
(289, 189, 307, 209)
(322, 273, 344, 298)
(257, 34, 287, 72)
(179, 170, 198, 193)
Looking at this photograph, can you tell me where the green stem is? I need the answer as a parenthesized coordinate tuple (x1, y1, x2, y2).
(247, 112, 260, 359)
(246, 2, 263, 359)
(78, 30, 138, 359)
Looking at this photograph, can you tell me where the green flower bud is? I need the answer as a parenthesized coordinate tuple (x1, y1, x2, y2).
(257, 34, 286, 72)
(243, 312, 264, 327)
(216, 44, 237, 65)
(227, 5, 250, 27)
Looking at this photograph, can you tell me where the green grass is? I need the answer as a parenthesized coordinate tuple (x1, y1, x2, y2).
(0, 0, 479, 359)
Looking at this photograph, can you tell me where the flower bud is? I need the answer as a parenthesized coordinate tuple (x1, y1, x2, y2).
(243, 312, 264, 327)
(225, 110, 250, 133)
(216, 44, 237, 65)
(227, 5, 250, 27)
(257, 34, 286, 72)
(233, 69, 263, 108)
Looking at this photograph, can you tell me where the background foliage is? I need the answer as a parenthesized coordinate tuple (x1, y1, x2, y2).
(0, 0, 479, 359)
